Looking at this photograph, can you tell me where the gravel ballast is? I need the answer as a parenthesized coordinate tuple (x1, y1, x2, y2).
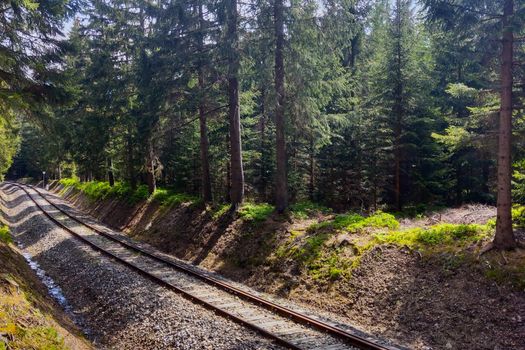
(0, 183, 283, 350)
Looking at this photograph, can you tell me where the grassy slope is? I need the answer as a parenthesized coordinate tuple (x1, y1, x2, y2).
(55, 178, 525, 349)
(56, 178, 525, 289)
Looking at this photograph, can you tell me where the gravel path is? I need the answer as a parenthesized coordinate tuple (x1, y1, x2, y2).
(0, 183, 283, 350)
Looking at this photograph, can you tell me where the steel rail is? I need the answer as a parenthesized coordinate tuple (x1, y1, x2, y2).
(9, 182, 302, 350)
(10, 181, 391, 350)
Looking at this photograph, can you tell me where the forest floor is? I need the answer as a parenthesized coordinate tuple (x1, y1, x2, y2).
(50, 180, 525, 350)
(0, 220, 92, 350)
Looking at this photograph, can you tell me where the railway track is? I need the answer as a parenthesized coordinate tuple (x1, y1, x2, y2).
(6, 181, 399, 350)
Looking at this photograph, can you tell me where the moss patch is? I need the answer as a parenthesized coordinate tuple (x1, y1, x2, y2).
(374, 223, 490, 248)
(0, 226, 11, 244)
(275, 214, 495, 283)
(238, 203, 274, 222)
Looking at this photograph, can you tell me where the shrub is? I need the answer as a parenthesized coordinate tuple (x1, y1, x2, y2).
(512, 205, 525, 229)
(238, 203, 274, 222)
(129, 185, 150, 204)
(58, 177, 81, 189)
(153, 188, 197, 207)
(82, 181, 112, 200)
(58, 178, 151, 204)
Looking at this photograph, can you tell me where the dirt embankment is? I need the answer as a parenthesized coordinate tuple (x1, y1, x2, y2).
(0, 234, 91, 350)
(50, 182, 525, 350)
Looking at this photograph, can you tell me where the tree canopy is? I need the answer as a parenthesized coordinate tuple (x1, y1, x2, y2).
(3, 0, 525, 248)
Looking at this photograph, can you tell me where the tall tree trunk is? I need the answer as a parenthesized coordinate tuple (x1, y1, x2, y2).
(494, 0, 516, 249)
(198, 3, 212, 202)
(226, 0, 244, 208)
(127, 127, 136, 190)
(146, 139, 156, 194)
(259, 90, 267, 201)
(274, 0, 288, 213)
(393, 0, 403, 211)
(107, 158, 115, 187)
(309, 133, 315, 201)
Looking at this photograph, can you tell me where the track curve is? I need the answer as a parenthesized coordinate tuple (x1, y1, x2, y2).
(6, 181, 396, 350)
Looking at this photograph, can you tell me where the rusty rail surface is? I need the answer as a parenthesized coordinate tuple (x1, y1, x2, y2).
(8, 181, 393, 350)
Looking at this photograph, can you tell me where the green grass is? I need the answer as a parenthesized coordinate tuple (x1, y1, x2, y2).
(212, 203, 230, 219)
(59, 177, 200, 206)
(0, 226, 11, 244)
(0, 280, 68, 350)
(289, 201, 331, 219)
(276, 232, 352, 281)
(238, 203, 274, 222)
(276, 219, 492, 283)
(484, 264, 525, 290)
(512, 205, 525, 228)
(346, 212, 399, 232)
(308, 211, 399, 232)
(59, 178, 151, 204)
(152, 188, 198, 207)
(374, 223, 490, 247)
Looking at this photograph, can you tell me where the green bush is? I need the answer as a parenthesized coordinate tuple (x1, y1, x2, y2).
(58, 177, 81, 189)
(58, 178, 151, 204)
(238, 203, 274, 222)
(129, 185, 150, 204)
(82, 181, 112, 200)
(512, 206, 525, 229)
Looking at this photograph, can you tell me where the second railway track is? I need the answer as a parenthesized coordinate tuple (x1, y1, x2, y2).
(6, 181, 398, 350)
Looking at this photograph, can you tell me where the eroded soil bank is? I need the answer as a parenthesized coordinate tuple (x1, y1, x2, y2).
(51, 181, 525, 350)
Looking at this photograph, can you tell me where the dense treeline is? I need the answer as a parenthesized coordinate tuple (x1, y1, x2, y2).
(4, 0, 525, 248)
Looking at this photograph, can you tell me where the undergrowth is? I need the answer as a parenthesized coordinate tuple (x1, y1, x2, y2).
(152, 188, 198, 207)
(238, 203, 274, 222)
(59, 177, 196, 206)
(374, 223, 490, 247)
(212, 204, 230, 220)
(309, 211, 399, 232)
(277, 212, 493, 282)
(289, 201, 331, 219)
(0, 226, 11, 244)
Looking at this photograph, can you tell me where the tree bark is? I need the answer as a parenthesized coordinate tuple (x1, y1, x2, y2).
(494, 0, 517, 249)
(393, 0, 403, 211)
(107, 158, 115, 187)
(198, 3, 213, 202)
(259, 89, 267, 201)
(226, 0, 244, 208)
(146, 139, 156, 194)
(309, 133, 315, 201)
(274, 0, 288, 213)
(127, 126, 136, 190)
